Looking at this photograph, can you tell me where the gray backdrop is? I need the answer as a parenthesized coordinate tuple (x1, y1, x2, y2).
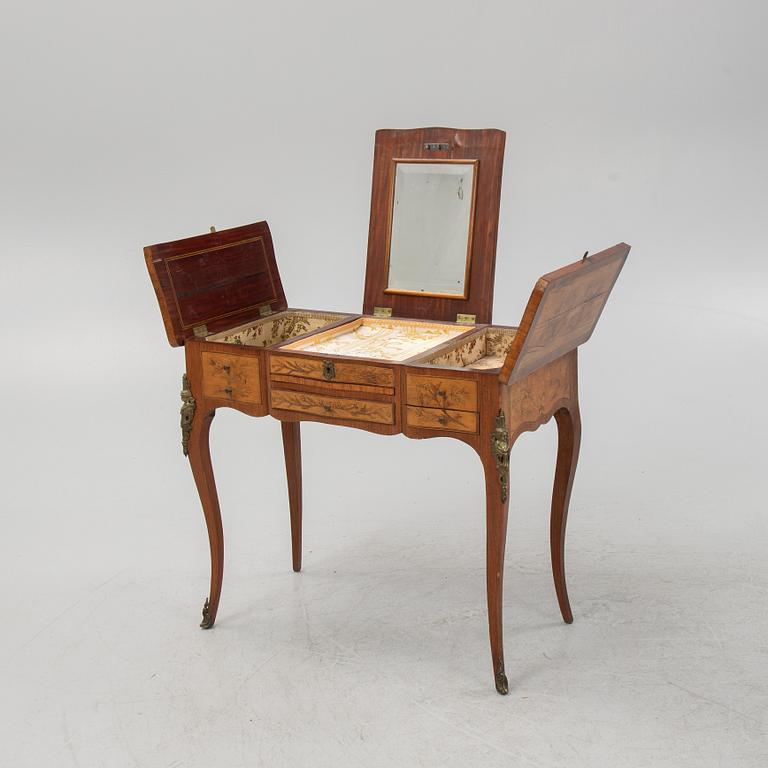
(1, 2, 766, 766)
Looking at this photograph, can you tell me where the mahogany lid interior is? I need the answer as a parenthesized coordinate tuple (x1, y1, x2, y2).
(363, 127, 506, 325)
(145, 221, 287, 346)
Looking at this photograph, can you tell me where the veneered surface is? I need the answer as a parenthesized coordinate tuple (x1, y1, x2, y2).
(500, 243, 630, 383)
(363, 127, 505, 324)
(144, 221, 287, 346)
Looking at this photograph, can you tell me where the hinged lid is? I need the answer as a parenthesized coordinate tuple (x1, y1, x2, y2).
(363, 127, 505, 324)
(144, 221, 287, 346)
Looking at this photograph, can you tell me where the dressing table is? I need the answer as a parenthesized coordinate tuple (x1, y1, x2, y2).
(144, 127, 629, 694)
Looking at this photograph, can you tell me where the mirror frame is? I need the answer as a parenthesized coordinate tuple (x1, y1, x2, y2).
(363, 127, 506, 325)
(383, 158, 479, 300)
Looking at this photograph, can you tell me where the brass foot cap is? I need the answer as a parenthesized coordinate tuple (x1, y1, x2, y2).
(200, 597, 214, 629)
(495, 670, 509, 695)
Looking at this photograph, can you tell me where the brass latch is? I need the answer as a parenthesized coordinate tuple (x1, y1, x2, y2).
(192, 324, 209, 338)
(373, 306, 393, 318)
(456, 313, 476, 325)
(259, 304, 273, 317)
(322, 360, 336, 380)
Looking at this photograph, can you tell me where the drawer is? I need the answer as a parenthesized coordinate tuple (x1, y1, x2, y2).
(271, 389, 394, 425)
(406, 406, 478, 433)
(405, 375, 477, 411)
(201, 351, 262, 404)
(270, 354, 394, 388)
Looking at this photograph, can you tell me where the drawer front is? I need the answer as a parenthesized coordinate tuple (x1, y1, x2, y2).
(272, 389, 394, 425)
(270, 354, 394, 388)
(201, 351, 262, 404)
(406, 406, 478, 433)
(405, 375, 477, 411)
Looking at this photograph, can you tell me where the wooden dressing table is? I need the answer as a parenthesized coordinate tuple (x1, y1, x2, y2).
(145, 127, 629, 694)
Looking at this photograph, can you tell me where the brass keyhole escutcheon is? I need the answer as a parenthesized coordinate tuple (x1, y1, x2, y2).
(438, 415, 448, 425)
(437, 390, 446, 398)
(322, 360, 336, 380)
(323, 404, 332, 413)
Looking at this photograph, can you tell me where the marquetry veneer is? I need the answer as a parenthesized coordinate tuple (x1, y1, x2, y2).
(145, 127, 630, 695)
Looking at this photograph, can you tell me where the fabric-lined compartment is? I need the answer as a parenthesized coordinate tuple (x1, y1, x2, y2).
(206, 310, 349, 347)
(420, 327, 517, 370)
(281, 317, 468, 361)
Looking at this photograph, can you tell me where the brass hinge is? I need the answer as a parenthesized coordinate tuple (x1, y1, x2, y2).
(259, 304, 273, 317)
(456, 313, 476, 325)
(192, 324, 209, 338)
(373, 306, 392, 318)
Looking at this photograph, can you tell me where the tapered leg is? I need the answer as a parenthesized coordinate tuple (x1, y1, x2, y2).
(281, 421, 303, 572)
(551, 404, 581, 624)
(187, 407, 223, 629)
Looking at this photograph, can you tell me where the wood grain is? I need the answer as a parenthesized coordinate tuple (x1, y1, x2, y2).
(363, 128, 505, 324)
(145, 221, 287, 346)
(270, 354, 395, 387)
(201, 351, 262, 404)
(405, 374, 478, 411)
(281, 421, 303, 573)
(183, 343, 223, 629)
(271, 389, 394, 425)
(143, 131, 630, 695)
(501, 353, 576, 441)
(500, 243, 630, 384)
(270, 373, 394, 397)
(405, 405, 478, 433)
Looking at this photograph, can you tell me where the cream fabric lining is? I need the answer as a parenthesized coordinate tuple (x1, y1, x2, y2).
(285, 318, 467, 361)
(206, 311, 347, 347)
(425, 327, 517, 369)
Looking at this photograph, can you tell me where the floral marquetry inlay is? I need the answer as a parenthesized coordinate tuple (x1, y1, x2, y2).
(271, 390, 394, 425)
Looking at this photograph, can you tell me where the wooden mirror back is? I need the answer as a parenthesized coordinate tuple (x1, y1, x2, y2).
(363, 127, 505, 324)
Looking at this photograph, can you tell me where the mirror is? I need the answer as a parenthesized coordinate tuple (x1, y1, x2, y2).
(385, 160, 477, 298)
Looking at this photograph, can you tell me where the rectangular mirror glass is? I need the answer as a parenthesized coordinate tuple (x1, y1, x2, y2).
(385, 160, 477, 298)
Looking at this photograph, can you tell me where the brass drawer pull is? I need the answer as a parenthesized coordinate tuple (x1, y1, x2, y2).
(323, 404, 332, 412)
(437, 390, 446, 398)
(221, 365, 231, 373)
(224, 387, 233, 396)
(322, 360, 336, 380)
(438, 415, 448, 425)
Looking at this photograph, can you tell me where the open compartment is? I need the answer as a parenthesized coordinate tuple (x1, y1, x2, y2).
(280, 316, 472, 361)
(205, 310, 351, 347)
(417, 326, 517, 370)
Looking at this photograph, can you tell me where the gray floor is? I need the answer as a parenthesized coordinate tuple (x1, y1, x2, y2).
(2, 304, 766, 766)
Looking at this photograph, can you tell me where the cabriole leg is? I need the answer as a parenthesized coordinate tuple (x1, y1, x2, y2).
(484, 409, 513, 695)
(186, 404, 223, 630)
(281, 421, 303, 572)
(550, 404, 581, 624)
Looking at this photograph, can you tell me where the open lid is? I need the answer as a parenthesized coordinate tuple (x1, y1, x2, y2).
(144, 221, 287, 346)
(500, 243, 631, 383)
(363, 127, 505, 324)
